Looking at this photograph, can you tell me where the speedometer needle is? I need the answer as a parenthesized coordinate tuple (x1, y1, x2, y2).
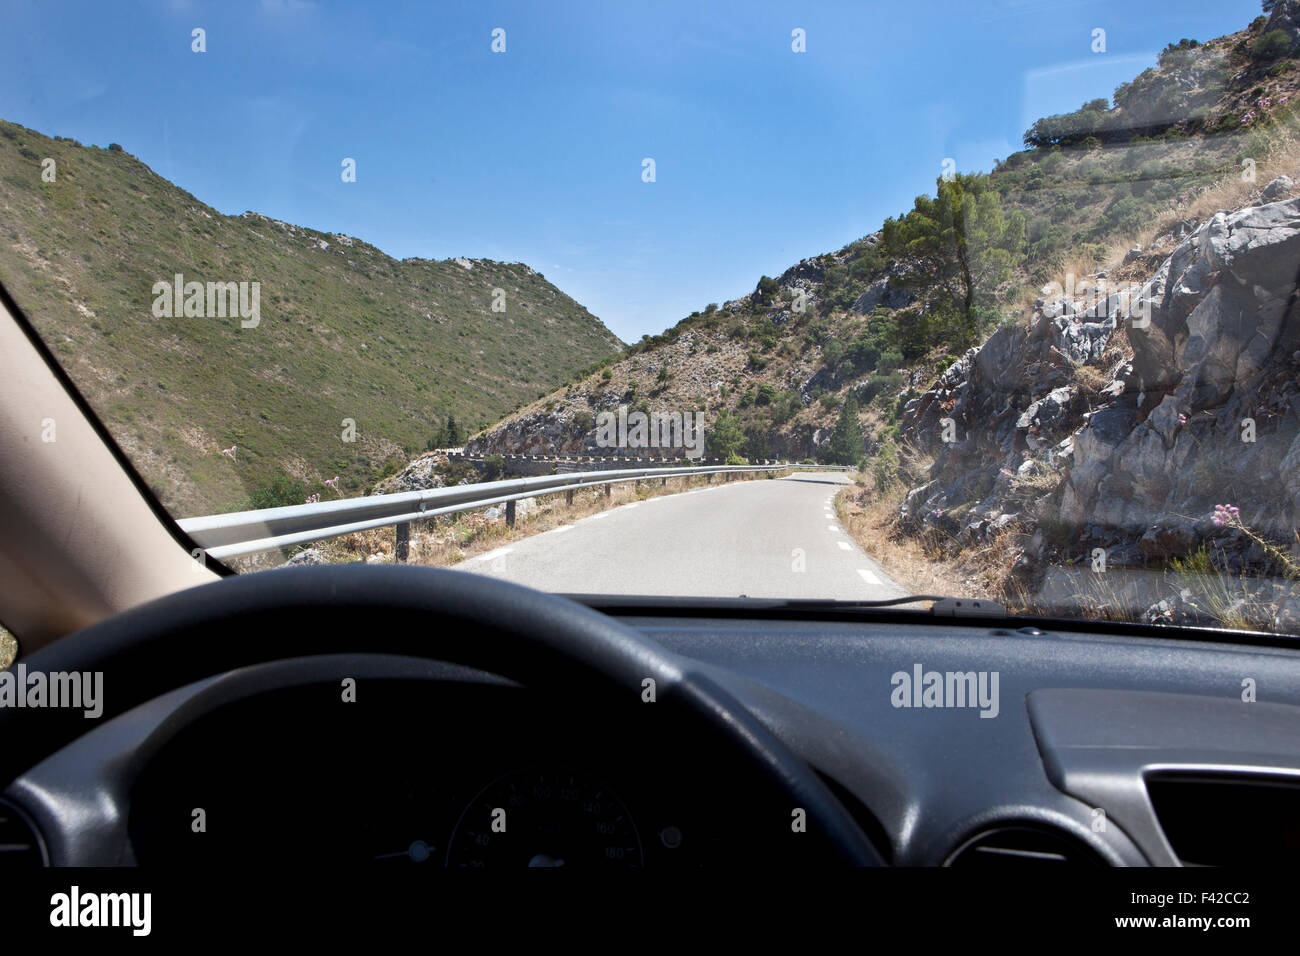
(527, 854, 566, 867)
(373, 840, 435, 862)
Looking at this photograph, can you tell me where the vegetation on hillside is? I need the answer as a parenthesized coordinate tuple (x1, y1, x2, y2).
(482, 4, 1300, 478)
(0, 120, 622, 514)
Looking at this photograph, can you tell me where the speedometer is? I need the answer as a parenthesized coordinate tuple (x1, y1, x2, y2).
(445, 770, 643, 868)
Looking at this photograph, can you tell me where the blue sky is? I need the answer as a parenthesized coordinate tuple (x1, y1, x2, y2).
(0, 0, 1263, 342)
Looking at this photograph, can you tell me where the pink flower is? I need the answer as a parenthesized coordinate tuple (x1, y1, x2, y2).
(1178, 413, 1187, 424)
(1211, 503, 1240, 527)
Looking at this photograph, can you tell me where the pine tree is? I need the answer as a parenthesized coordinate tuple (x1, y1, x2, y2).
(707, 412, 746, 460)
(881, 172, 1023, 346)
(445, 414, 464, 446)
(827, 396, 864, 466)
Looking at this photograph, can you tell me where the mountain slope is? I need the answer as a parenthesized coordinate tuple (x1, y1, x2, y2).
(465, 5, 1300, 472)
(0, 120, 622, 514)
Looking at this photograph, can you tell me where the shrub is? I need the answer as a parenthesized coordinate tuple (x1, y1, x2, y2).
(770, 391, 801, 425)
(242, 475, 308, 510)
(1251, 29, 1292, 61)
(822, 339, 844, 369)
(1105, 196, 1145, 232)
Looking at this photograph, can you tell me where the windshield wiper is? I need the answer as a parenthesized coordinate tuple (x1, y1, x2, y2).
(567, 592, 1008, 618)
(755, 595, 1007, 617)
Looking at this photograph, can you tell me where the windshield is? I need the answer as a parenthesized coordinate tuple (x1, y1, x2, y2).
(3, 0, 1298, 633)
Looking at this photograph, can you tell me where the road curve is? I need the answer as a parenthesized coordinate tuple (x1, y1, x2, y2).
(456, 471, 906, 600)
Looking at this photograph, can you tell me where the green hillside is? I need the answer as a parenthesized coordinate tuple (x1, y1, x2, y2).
(0, 120, 622, 515)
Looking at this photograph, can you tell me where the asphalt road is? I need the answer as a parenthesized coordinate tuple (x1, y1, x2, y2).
(456, 471, 906, 600)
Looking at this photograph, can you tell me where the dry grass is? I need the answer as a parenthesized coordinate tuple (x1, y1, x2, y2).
(1071, 362, 1113, 394)
(1059, 248, 1113, 285)
(1034, 130, 1300, 299)
(1009, 461, 1061, 495)
(834, 468, 1019, 603)
(1115, 133, 1300, 273)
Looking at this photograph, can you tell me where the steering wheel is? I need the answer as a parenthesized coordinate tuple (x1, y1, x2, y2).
(0, 564, 883, 865)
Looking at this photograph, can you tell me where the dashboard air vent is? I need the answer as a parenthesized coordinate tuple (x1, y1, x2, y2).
(1146, 772, 1300, 866)
(946, 824, 1105, 867)
(0, 798, 46, 866)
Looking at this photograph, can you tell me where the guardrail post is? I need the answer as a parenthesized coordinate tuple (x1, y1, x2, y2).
(566, 488, 574, 506)
(395, 522, 410, 562)
(505, 500, 516, 527)
(661, 477, 666, 486)
(605, 484, 611, 498)
(707, 473, 713, 483)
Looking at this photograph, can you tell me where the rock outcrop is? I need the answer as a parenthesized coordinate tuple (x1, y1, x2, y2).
(898, 196, 1300, 623)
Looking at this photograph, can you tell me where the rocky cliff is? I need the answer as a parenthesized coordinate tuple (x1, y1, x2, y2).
(900, 186, 1300, 627)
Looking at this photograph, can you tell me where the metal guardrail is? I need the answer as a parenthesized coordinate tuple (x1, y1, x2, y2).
(455, 453, 807, 464)
(179, 461, 850, 561)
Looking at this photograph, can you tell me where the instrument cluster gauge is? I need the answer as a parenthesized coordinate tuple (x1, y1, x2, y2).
(446, 770, 643, 868)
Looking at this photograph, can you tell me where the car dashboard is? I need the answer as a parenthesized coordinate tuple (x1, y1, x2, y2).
(6, 609, 1300, 867)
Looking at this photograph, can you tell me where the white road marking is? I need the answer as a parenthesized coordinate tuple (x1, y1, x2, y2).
(550, 525, 573, 533)
(590, 512, 609, 520)
(477, 547, 513, 562)
(857, 568, 881, 585)
(827, 524, 840, 532)
(837, 541, 852, 551)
